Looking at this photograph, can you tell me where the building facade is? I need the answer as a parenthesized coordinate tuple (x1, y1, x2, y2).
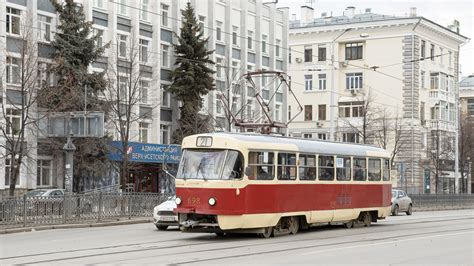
(460, 75, 474, 193)
(287, 6, 468, 194)
(0, 0, 288, 195)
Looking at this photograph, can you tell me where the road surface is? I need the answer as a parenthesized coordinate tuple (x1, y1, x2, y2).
(1, 209, 473, 264)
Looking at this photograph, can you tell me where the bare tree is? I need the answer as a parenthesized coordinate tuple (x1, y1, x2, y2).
(459, 113, 474, 193)
(0, 16, 42, 196)
(375, 111, 405, 166)
(103, 33, 156, 190)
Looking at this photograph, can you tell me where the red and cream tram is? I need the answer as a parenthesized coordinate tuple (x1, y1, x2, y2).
(175, 133, 392, 237)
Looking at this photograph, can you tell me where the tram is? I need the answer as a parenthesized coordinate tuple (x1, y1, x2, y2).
(174, 133, 392, 237)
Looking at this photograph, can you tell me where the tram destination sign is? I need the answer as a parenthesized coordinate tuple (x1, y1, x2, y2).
(109, 141, 181, 164)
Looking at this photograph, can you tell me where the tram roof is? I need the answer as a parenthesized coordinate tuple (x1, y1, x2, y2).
(186, 133, 390, 158)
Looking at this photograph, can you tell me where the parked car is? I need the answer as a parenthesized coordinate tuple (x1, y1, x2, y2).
(25, 189, 65, 197)
(391, 189, 413, 216)
(153, 196, 178, 230)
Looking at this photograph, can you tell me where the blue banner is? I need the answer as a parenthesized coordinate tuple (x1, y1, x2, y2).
(109, 141, 181, 164)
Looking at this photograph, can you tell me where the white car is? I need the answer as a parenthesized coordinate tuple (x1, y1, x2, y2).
(153, 196, 178, 230)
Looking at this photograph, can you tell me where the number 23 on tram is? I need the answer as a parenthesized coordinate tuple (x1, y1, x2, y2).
(174, 133, 392, 237)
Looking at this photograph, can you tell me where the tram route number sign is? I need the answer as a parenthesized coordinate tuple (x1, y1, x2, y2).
(196, 136, 213, 147)
(336, 158, 344, 168)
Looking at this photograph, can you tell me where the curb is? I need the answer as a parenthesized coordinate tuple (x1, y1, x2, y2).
(0, 218, 153, 234)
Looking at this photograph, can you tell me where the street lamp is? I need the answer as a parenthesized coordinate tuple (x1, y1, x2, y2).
(329, 28, 353, 141)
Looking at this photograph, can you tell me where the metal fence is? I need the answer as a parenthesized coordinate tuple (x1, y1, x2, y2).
(410, 194, 474, 211)
(0, 192, 174, 229)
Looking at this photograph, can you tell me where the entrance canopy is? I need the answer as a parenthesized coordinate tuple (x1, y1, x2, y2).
(109, 141, 181, 164)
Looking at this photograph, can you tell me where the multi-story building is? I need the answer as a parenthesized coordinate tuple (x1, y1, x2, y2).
(0, 0, 288, 196)
(287, 6, 468, 194)
(460, 75, 474, 193)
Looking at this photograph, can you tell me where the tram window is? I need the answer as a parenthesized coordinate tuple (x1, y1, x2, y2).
(368, 158, 382, 181)
(299, 154, 316, 180)
(353, 158, 367, 181)
(221, 151, 244, 179)
(336, 157, 351, 181)
(277, 153, 297, 180)
(318, 155, 334, 181)
(383, 159, 390, 181)
(248, 151, 274, 180)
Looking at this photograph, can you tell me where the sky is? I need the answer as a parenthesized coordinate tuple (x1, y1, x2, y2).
(276, 0, 473, 77)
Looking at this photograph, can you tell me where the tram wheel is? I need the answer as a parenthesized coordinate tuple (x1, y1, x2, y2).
(344, 220, 354, 229)
(258, 227, 273, 238)
(363, 212, 371, 227)
(288, 217, 299, 234)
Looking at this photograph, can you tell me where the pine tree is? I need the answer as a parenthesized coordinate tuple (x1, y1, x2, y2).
(39, 0, 109, 192)
(169, 3, 215, 143)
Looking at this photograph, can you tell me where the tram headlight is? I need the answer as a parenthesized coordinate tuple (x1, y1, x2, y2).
(208, 197, 216, 206)
(175, 197, 182, 205)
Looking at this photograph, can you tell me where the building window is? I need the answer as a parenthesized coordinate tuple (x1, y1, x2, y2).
(430, 44, 435, 61)
(161, 4, 169, 27)
(117, 0, 128, 16)
(346, 73, 363, 90)
(5, 158, 19, 186)
(118, 76, 128, 100)
(343, 132, 360, 143)
(118, 34, 128, 58)
(421, 40, 426, 59)
(317, 133, 326, 140)
(304, 74, 313, 91)
(216, 57, 223, 78)
(160, 124, 169, 144)
(345, 42, 363, 60)
(318, 104, 326, 121)
(37, 160, 51, 186)
(318, 46, 326, 61)
(288, 105, 291, 120)
(38, 15, 53, 42)
(420, 70, 425, 89)
(448, 51, 452, 67)
(246, 100, 253, 119)
(161, 44, 170, 67)
(6, 56, 20, 84)
(139, 39, 149, 63)
(161, 85, 170, 107)
(139, 122, 149, 143)
(304, 46, 312, 62)
(93, 28, 104, 48)
(139, 80, 148, 104)
(6, 108, 21, 136)
(440, 47, 444, 65)
(430, 73, 439, 90)
(198, 15, 205, 35)
(232, 26, 238, 46)
(304, 105, 312, 121)
(275, 104, 281, 122)
(216, 99, 222, 114)
(318, 74, 326, 90)
(248, 30, 254, 50)
(232, 61, 239, 79)
(262, 34, 267, 53)
(303, 133, 312, 139)
(216, 21, 222, 41)
(339, 101, 364, 118)
(37, 62, 55, 88)
(420, 101, 425, 123)
(6, 7, 21, 35)
(467, 99, 474, 116)
(140, 0, 149, 21)
(94, 0, 105, 9)
(276, 39, 281, 58)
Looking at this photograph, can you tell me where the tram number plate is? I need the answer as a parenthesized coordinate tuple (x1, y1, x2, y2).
(196, 136, 212, 147)
(187, 197, 201, 205)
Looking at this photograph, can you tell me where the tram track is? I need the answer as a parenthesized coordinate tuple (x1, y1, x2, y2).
(3, 215, 472, 264)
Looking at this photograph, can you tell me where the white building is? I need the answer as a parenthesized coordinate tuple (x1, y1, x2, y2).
(0, 0, 288, 195)
(287, 6, 468, 194)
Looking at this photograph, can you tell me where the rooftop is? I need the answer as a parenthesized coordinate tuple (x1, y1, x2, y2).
(460, 75, 474, 88)
(290, 12, 402, 29)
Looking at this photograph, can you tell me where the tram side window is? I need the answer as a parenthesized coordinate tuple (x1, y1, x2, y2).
(368, 158, 382, 181)
(277, 153, 297, 180)
(353, 158, 367, 181)
(336, 157, 351, 181)
(221, 150, 244, 179)
(318, 155, 334, 181)
(299, 154, 316, 180)
(248, 151, 274, 180)
(383, 159, 390, 181)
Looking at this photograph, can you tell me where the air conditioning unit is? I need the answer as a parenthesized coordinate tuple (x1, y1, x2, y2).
(350, 89, 357, 95)
(341, 60, 349, 67)
(295, 57, 303, 63)
(316, 121, 323, 128)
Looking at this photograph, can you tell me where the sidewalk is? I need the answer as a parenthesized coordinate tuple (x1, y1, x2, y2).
(0, 217, 153, 234)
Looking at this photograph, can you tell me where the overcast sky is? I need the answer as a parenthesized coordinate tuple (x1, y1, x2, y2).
(276, 0, 473, 77)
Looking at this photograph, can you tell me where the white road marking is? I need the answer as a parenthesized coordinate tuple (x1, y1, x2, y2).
(302, 230, 474, 256)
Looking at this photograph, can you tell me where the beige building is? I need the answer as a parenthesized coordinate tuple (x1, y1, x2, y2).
(460, 75, 474, 193)
(287, 6, 468, 194)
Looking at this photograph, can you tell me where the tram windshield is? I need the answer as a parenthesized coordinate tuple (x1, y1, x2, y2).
(177, 149, 243, 180)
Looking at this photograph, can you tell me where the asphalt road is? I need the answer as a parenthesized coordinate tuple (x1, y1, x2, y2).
(1, 209, 473, 265)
